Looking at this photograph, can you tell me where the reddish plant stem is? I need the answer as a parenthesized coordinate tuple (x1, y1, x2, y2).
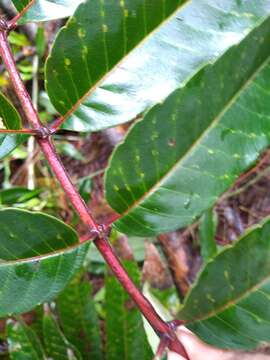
(0, 22, 189, 359)
(0, 129, 38, 135)
(7, 0, 36, 30)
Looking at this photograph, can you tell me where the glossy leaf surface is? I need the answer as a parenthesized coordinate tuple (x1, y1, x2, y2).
(45, 0, 187, 132)
(12, 0, 84, 23)
(105, 260, 153, 360)
(7, 319, 46, 360)
(0, 209, 88, 317)
(0, 92, 27, 159)
(178, 218, 270, 349)
(46, 0, 270, 132)
(57, 273, 102, 359)
(106, 16, 270, 236)
(43, 310, 81, 360)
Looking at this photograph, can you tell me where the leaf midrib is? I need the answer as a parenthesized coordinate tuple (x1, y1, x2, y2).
(45, 0, 191, 123)
(0, 241, 84, 266)
(118, 46, 270, 219)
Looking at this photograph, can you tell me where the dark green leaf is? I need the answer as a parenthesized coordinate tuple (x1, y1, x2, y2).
(178, 217, 270, 350)
(7, 319, 46, 360)
(0, 92, 27, 159)
(11, 0, 84, 23)
(0, 187, 42, 205)
(45, 0, 188, 132)
(0, 209, 88, 317)
(57, 273, 102, 360)
(78, 176, 92, 204)
(105, 260, 153, 360)
(105, 16, 270, 236)
(43, 307, 82, 360)
(46, 0, 270, 132)
(199, 208, 218, 263)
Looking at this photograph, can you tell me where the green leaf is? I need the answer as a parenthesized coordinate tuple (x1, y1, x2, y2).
(105, 16, 270, 236)
(46, 0, 270, 132)
(0, 187, 42, 205)
(45, 0, 188, 132)
(43, 307, 82, 360)
(0, 208, 88, 317)
(105, 260, 153, 360)
(178, 217, 270, 350)
(11, 0, 84, 23)
(7, 319, 46, 360)
(199, 208, 218, 263)
(57, 273, 102, 360)
(0, 92, 27, 160)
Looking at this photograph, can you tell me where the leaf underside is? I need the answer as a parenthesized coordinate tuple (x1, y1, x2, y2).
(46, 0, 270, 132)
(11, 0, 84, 23)
(0, 209, 88, 317)
(105, 15, 270, 236)
(178, 217, 270, 350)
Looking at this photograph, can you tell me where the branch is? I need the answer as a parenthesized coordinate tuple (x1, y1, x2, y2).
(7, 0, 36, 30)
(0, 128, 37, 135)
(0, 20, 189, 359)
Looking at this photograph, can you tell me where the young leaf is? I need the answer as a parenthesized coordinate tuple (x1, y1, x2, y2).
(105, 16, 270, 236)
(57, 273, 102, 359)
(0, 92, 27, 159)
(11, 0, 84, 23)
(0, 208, 88, 317)
(199, 208, 218, 263)
(43, 307, 82, 360)
(7, 319, 46, 360)
(45, 0, 270, 132)
(178, 217, 270, 350)
(105, 260, 153, 360)
(45, 0, 188, 132)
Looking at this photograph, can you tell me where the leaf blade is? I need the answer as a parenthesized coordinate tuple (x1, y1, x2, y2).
(0, 92, 27, 159)
(46, 0, 270, 132)
(57, 273, 102, 360)
(11, 0, 84, 23)
(105, 15, 270, 236)
(0, 208, 88, 317)
(105, 260, 153, 360)
(178, 217, 270, 350)
(45, 0, 187, 132)
(7, 319, 46, 360)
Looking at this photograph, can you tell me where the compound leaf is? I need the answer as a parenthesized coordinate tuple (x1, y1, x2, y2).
(105, 16, 270, 236)
(0, 208, 88, 317)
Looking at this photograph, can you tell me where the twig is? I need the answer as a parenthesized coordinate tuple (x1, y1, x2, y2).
(0, 128, 37, 135)
(7, 0, 36, 30)
(0, 18, 189, 358)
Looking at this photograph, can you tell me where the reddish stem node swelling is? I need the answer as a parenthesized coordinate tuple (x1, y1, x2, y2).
(0, 22, 188, 359)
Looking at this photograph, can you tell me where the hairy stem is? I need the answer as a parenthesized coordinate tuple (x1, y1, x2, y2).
(0, 20, 188, 359)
